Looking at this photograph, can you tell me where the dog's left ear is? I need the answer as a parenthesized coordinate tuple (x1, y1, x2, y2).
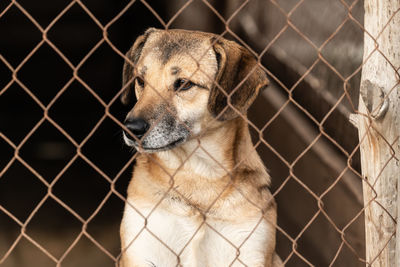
(121, 28, 155, 105)
(208, 37, 269, 120)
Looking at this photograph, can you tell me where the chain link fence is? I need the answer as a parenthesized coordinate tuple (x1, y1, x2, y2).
(0, 0, 399, 266)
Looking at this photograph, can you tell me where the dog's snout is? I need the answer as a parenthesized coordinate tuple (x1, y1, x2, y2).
(124, 117, 149, 139)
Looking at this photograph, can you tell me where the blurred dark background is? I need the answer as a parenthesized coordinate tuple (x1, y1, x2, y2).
(1, 0, 365, 266)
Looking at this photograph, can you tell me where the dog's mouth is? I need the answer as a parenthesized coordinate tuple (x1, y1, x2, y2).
(140, 137, 186, 152)
(123, 132, 185, 153)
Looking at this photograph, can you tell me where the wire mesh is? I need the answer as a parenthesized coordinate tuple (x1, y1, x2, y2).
(0, 0, 399, 266)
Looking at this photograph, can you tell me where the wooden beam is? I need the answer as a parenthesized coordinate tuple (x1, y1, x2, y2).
(352, 1, 400, 266)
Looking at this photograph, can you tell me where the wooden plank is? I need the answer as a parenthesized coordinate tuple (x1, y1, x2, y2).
(350, 1, 400, 266)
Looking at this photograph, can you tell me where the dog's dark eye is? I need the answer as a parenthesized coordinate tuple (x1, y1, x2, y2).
(174, 79, 194, 91)
(135, 77, 145, 87)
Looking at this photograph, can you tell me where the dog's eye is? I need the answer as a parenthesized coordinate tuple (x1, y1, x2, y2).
(135, 77, 145, 87)
(174, 79, 194, 91)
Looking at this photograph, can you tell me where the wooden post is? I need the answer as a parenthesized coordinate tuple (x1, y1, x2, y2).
(350, 1, 400, 266)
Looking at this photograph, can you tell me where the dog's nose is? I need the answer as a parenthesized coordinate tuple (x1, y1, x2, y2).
(124, 117, 149, 139)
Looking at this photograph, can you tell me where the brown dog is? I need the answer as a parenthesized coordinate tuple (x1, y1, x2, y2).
(120, 28, 282, 267)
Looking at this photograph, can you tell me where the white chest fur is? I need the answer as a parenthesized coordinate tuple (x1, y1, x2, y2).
(121, 200, 270, 267)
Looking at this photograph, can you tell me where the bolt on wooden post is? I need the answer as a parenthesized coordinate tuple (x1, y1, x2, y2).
(350, 1, 400, 266)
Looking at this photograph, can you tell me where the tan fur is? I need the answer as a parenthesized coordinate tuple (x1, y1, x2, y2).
(120, 28, 283, 267)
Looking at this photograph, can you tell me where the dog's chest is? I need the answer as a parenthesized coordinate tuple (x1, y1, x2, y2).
(121, 202, 269, 266)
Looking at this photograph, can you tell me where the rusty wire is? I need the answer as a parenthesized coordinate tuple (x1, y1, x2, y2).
(0, 0, 399, 266)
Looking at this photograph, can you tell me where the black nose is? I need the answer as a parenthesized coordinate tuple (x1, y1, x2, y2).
(124, 117, 149, 139)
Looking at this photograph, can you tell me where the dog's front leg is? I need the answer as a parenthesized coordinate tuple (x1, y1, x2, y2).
(121, 202, 204, 267)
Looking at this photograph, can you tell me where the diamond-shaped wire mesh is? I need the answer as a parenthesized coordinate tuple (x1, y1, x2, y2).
(0, 0, 399, 266)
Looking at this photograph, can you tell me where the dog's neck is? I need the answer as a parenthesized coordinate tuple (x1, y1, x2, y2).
(150, 117, 264, 180)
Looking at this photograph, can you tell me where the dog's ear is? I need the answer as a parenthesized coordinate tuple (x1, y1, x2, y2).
(208, 38, 269, 120)
(121, 28, 155, 105)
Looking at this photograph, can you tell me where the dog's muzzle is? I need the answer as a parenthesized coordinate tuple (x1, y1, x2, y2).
(123, 115, 190, 152)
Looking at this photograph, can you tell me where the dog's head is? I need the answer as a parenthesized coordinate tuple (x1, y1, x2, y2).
(121, 28, 268, 152)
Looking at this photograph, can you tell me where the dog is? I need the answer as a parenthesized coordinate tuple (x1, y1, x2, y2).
(119, 28, 283, 267)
